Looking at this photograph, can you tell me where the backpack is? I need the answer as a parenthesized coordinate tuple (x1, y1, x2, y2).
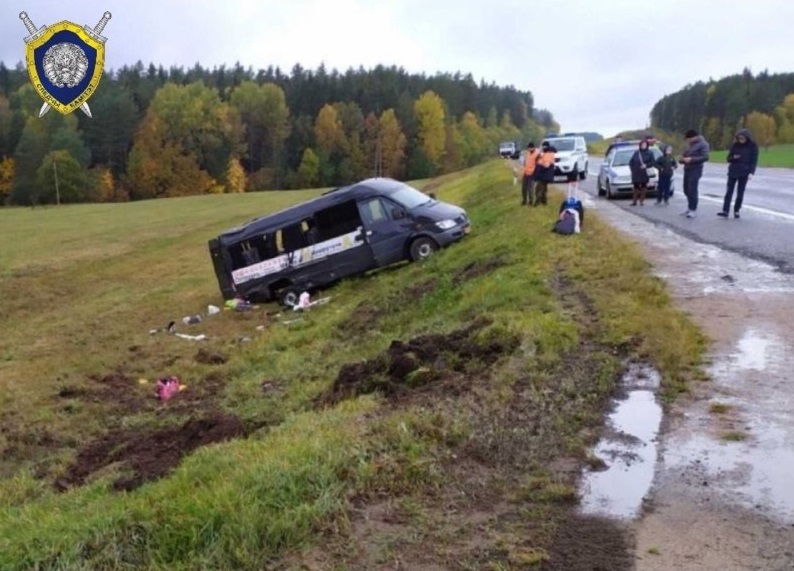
(552, 210, 577, 235)
(558, 182, 585, 226)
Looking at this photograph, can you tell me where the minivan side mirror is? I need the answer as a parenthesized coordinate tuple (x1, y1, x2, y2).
(428, 192, 436, 200)
(391, 207, 407, 219)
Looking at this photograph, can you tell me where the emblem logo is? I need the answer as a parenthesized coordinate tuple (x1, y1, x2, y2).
(19, 11, 112, 119)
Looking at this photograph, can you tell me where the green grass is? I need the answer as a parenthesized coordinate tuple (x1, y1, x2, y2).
(708, 143, 794, 168)
(709, 402, 732, 414)
(0, 160, 706, 570)
(721, 430, 748, 442)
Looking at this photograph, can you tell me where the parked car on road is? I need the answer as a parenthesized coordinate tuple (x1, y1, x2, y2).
(541, 135, 588, 181)
(597, 144, 676, 199)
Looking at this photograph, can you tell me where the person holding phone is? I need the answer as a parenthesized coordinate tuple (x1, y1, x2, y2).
(718, 128, 758, 219)
(678, 129, 710, 218)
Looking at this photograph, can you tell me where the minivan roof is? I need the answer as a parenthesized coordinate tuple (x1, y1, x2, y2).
(216, 177, 408, 246)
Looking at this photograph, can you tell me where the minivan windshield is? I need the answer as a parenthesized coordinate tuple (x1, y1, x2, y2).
(388, 184, 433, 209)
(545, 138, 575, 151)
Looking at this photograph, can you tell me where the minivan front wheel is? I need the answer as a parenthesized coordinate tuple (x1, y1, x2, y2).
(409, 237, 438, 262)
(279, 288, 301, 308)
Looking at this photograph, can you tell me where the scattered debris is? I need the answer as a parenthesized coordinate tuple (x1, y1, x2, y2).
(226, 297, 252, 312)
(282, 318, 304, 325)
(156, 376, 183, 401)
(174, 333, 207, 341)
(207, 304, 221, 315)
(181, 314, 202, 325)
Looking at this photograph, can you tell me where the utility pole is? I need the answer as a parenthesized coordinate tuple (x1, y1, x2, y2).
(53, 157, 61, 206)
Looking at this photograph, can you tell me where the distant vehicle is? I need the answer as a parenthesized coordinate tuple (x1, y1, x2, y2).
(541, 135, 589, 181)
(208, 178, 471, 306)
(499, 141, 518, 158)
(597, 143, 675, 199)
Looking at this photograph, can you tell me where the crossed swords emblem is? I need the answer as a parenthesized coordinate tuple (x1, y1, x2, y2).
(19, 11, 112, 118)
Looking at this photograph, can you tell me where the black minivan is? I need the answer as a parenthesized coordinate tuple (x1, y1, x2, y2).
(208, 178, 471, 306)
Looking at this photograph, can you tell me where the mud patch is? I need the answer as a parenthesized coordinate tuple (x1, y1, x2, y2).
(452, 256, 509, 285)
(405, 278, 438, 297)
(540, 514, 633, 571)
(318, 318, 519, 407)
(194, 347, 228, 365)
(56, 412, 251, 492)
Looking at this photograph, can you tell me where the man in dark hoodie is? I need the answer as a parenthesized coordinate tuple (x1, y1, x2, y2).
(678, 129, 710, 218)
(718, 128, 759, 219)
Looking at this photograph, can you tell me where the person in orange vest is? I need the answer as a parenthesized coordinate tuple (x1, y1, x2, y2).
(521, 142, 541, 205)
(533, 142, 556, 206)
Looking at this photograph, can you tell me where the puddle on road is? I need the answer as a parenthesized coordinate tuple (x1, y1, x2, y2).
(731, 328, 780, 371)
(579, 364, 663, 520)
(664, 417, 794, 522)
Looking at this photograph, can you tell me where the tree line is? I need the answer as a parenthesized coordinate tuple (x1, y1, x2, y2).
(0, 61, 557, 205)
(650, 68, 794, 149)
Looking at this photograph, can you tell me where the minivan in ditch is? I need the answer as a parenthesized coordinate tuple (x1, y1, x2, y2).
(208, 178, 471, 306)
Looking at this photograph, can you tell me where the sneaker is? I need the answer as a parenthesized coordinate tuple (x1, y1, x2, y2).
(681, 210, 690, 216)
(686, 211, 697, 218)
(734, 212, 740, 219)
(717, 211, 728, 218)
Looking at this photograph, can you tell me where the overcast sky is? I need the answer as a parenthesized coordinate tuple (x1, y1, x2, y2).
(2, 0, 793, 137)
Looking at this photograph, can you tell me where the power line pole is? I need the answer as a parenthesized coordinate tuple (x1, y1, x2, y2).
(53, 157, 61, 206)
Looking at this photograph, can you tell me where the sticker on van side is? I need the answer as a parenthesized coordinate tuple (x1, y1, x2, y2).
(231, 229, 365, 285)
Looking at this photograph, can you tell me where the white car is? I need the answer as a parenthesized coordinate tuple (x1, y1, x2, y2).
(597, 144, 675, 199)
(541, 136, 588, 181)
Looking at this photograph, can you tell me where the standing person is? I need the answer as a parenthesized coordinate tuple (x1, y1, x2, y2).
(521, 142, 541, 206)
(533, 142, 556, 206)
(678, 129, 710, 218)
(655, 145, 678, 205)
(629, 139, 655, 206)
(718, 128, 758, 219)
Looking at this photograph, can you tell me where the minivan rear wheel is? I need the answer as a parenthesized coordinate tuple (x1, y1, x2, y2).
(409, 237, 438, 262)
(279, 288, 301, 308)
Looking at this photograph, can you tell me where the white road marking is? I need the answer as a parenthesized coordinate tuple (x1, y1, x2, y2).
(698, 194, 794, 222)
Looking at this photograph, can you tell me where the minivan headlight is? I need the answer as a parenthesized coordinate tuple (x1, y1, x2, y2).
(436, 219, 456, 230)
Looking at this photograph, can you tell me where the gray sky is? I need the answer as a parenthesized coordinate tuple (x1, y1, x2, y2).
(2, 0, 793, 137)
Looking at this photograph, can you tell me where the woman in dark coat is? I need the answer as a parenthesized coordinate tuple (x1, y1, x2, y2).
(629, 139, 656, 206)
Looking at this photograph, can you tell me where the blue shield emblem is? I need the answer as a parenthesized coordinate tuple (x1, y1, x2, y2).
(23, 17, 108, 116)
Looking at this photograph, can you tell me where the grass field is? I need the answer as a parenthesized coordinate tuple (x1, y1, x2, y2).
(0, 161, 706, 570)
(709, 143, 794, 168)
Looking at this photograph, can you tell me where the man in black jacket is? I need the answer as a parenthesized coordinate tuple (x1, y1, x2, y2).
(678, 129, 710, 218)
(718, 128, 759, 219)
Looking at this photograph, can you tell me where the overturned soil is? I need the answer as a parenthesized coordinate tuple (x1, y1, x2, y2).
(318, 317, 520, 407)
(452, 256, 509, 286)
(56, 412, 253, 492)
(309, 275, 636, 571)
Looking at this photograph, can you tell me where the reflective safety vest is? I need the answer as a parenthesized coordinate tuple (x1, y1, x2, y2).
(523, 149, 540, 175)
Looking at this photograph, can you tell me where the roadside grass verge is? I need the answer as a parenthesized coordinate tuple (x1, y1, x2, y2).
(708, 143, 794, 168)
(0, 160, 705, 570)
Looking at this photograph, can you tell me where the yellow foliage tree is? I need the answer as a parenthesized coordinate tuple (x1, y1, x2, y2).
(225, 156, 246, 193)
(458, 111, 488, 166)
(378, 109, 407, 179)
(314, 104, 347, 156)
(774, 93, 794, 143)
(0, 157, 14, 204)
(296, 148, 320, 188)
(88, 166, 115, 202)
(414, 91, 446, 171)
(744, 111, 776, 149)
(702, 117, 722, 149)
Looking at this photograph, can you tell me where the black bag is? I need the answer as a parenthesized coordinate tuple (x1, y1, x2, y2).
(552, 210, 576, 235)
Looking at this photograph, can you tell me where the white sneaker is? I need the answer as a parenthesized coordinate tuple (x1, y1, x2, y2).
(680, 210, 690, 216)
(686, 211, 697, 218)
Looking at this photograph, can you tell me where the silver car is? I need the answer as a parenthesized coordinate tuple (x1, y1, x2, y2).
(597, 144, 675, 199)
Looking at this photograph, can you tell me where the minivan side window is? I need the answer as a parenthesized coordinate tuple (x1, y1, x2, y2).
(359, 198, 392, 226)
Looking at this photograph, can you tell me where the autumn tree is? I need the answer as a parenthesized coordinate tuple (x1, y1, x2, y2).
(414, 91, 446, 173)
(88, 166, 116, 202)
(296, 148, 320, 188)
(0, 94, 13, 157)
(774, 93, 794, 143)
(77, 81, 138, 176)
(143, 81, 244, 181)
(225, 156, 246, 193)
(378, 109, 406, 179)
(230, 81, 291, 185)
(744, 111, 776, 149)
(0, 157, 13, 204)
(702, 117, 722, 149)
(36, 150, 88, 204)
(126, 114, 213, 199)
(458, 112, 489, 166)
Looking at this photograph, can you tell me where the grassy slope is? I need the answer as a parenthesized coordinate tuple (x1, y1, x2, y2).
(0, 162, 706, 570)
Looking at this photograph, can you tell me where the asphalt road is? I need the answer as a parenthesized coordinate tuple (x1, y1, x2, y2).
(575, 159, 794, 273)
